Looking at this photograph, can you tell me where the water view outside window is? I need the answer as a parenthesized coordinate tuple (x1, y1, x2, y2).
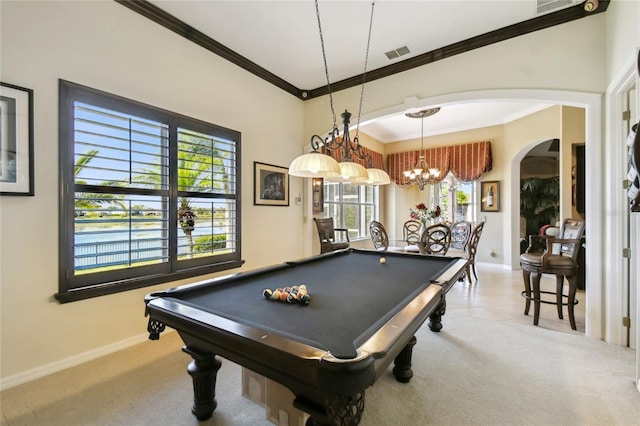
(59, 81, 240, 301)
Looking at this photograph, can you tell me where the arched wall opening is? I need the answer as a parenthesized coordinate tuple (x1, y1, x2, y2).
(360, 88, 603, 338)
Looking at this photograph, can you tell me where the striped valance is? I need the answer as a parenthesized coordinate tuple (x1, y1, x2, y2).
(322, 137, 385, 170)
(387, 141, 492, 188)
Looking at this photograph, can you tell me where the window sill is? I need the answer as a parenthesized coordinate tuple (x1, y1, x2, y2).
(55, 259, 245, 303)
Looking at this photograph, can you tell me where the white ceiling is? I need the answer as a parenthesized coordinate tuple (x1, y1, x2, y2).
(143, 0, 588, 141)
(358, 101, 554, 142)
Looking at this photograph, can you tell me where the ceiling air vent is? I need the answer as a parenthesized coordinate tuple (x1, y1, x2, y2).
(536, 0, 580, 15)
(385, 45, 411, 60)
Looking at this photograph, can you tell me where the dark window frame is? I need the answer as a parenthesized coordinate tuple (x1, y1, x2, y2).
(56, 80, 243, 303)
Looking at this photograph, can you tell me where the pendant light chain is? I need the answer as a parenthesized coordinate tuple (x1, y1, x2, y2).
(314, 0, 337, 129)
(355, 1, 376, 140)
(421, 114, 425, 152)
(288, 1, 389, 185)
(315, 0, 376, 137)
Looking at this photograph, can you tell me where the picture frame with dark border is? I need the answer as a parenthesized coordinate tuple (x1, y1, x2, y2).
(312, 177, 324, 213)
(254, 161, 289, 206)
(0, 82, 34, 196)
(480, 180, 499, 212)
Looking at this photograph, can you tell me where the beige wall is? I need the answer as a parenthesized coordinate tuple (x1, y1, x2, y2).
(0, 1, 304, 384)
(1, 0, 639, 387)
(561, 107, 586, 221)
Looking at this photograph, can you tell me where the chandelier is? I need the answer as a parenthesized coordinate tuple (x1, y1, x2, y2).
(403, 108, 442, 190)
(288, 0, 390, 186)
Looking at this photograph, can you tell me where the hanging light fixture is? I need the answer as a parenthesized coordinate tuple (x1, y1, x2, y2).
(403, 108, 442, 190)
(288, 0, 390, 186)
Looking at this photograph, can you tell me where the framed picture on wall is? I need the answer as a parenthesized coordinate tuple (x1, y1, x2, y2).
(1, 82, 34, 196)
(312, 177, 324, 213)
(480, 181, 500, 212)
(254, 161, 289, 206)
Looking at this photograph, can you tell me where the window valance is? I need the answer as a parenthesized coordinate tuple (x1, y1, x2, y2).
(387, 141, 492, 188)
(322, 137, 385, 170)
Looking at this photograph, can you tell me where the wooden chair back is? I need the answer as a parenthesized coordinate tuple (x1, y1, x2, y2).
(555, 218, 585, 260)
(369, 220, 390, 251)
(420, 223, 451, 255)
(403, 220, 422, 244)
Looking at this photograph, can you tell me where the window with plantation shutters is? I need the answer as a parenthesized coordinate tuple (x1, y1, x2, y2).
(57, 80, 242, 302)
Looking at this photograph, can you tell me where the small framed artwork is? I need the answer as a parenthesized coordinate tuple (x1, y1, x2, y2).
(1, 82, 34, 196)
(480, 180, 500, 212)
(254, 161, 289, 206)
(312, 177, 324, 213)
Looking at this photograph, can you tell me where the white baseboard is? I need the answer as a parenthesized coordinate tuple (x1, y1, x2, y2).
(475, 261, 512, 270)
(0, 332, 151, 392)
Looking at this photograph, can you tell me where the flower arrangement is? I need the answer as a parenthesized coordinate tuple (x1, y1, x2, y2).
(409, 202, 441, 225)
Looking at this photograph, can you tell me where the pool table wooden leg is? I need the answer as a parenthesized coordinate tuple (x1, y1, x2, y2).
(392, 335, 416, 383)
(428, 299, 446, 332)
(182, 346, 222, 421)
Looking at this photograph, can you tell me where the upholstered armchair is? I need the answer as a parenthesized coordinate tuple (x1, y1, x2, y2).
(313, 217, 350, 254)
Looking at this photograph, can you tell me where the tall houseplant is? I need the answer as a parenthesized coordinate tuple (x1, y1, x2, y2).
(520, 176, 560, 237)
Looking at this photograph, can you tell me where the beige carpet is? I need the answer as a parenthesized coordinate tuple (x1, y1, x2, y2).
(2, 312, 639, 426)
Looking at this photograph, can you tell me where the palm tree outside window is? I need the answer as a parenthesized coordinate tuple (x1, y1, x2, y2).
(57, 80, 241, 302)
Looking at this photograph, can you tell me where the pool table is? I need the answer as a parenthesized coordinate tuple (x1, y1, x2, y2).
(145, 248, 467, 425)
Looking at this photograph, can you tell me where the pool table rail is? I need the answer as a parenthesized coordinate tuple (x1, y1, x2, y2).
(146, 296, 379, 396)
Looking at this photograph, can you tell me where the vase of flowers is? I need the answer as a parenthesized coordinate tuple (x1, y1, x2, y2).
(410, 203, 441, 234)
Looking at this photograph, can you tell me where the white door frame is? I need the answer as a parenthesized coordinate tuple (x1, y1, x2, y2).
(605, 54, 639, 392)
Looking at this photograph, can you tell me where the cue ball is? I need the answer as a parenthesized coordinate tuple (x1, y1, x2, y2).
(380, 257, 386, 264)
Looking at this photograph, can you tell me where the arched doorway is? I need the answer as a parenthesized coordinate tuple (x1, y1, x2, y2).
(360, 88, 603, 338)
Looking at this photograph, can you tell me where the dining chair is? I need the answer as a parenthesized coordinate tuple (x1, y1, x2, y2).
(419, 223, 452, 255)
(402, 220, 422, 253)
(313, 217, 350, 254)
(519, 218, 585, 329)
(369, 221, 404, 252)
(464, 220, 485, 284)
